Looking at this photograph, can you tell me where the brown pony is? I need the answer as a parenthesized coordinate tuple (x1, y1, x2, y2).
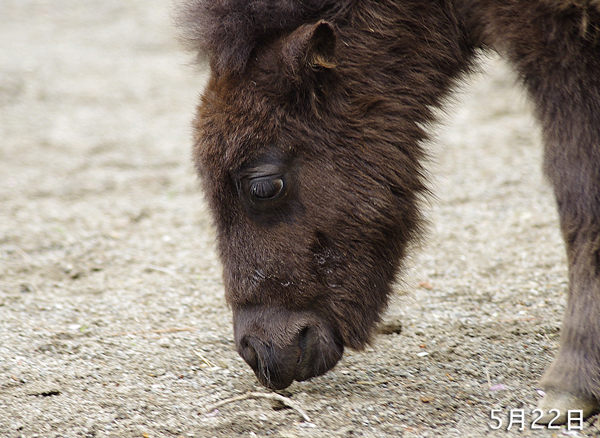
(177, 0, 600, 423)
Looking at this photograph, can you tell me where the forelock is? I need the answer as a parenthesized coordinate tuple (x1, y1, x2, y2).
(176, 0, 353, 74)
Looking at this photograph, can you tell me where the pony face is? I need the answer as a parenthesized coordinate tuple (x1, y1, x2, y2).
(192, 20, 428, 388)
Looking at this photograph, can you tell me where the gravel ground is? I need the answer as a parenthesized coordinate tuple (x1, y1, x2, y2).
(2, 1, 599, 437)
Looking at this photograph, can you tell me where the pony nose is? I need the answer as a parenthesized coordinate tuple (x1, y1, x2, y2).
(233, 307, 345, 389)
(237, 333, 301, 390)
(237, 324, 344, 390)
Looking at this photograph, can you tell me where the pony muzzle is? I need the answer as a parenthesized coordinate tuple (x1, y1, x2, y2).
(233, 306, 344, 389)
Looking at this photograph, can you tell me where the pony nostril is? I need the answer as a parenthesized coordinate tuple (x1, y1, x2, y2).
(297, 326, 312, 364)
(293, 324, 344, 382)
(239, 336, 259, 370)
(237, 333, 297, 390)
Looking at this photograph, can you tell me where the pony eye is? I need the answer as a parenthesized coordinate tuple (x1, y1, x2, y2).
(246, 176, 285, 202)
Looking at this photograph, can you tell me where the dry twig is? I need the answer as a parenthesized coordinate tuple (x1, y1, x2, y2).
(194, 350, 217, 367)
(9, 245, 33, 263)
(146, 265, 177, 276)
(206, 392, 312, 423)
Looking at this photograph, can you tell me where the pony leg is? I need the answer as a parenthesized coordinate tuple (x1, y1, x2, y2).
(537, 125, 600, 422)
(536, 53, 600, 420)
(467, 0, 600, 422)
(514, 4, 600, 423)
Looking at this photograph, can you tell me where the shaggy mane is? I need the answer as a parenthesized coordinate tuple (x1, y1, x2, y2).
(176, 0, 355, 74)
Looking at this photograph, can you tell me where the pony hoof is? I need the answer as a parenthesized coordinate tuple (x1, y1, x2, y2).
(536, 390, 598, 424)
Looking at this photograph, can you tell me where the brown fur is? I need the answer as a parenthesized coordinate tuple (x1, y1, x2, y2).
(467, 0, 600, 402)
(179, 0, 600, 406)
(176, 0, 354, 73)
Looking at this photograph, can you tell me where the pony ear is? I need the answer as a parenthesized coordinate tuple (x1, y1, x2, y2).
(282, 20, 337, 72)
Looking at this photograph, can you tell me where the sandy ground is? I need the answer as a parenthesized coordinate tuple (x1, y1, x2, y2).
(2, 1, 599, 437)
